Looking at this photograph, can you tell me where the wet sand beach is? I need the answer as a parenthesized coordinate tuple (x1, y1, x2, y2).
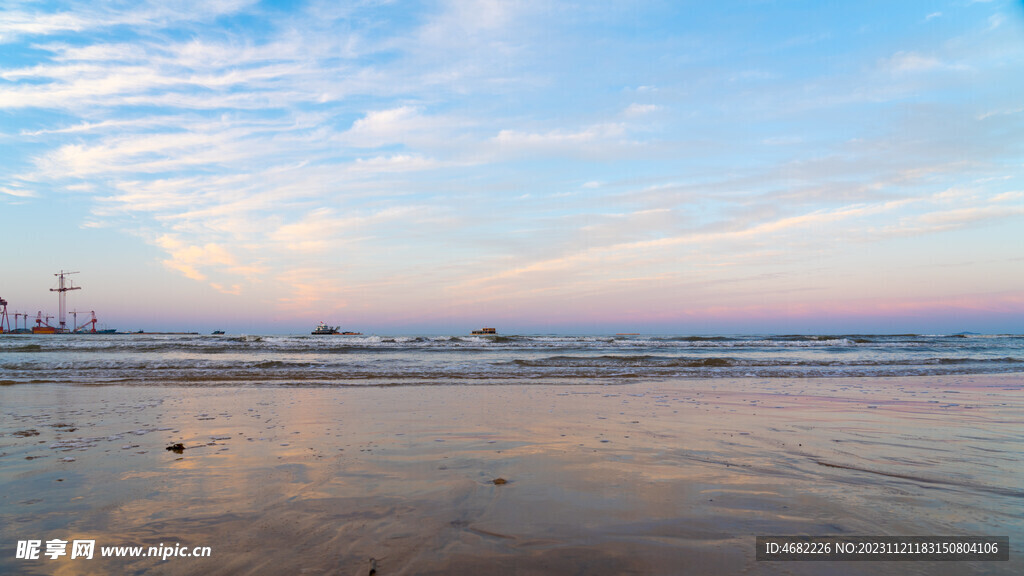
(2, 374, 1021, 575)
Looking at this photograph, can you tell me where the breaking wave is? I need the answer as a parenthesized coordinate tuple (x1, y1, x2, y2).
(0, 332, 1020, 385)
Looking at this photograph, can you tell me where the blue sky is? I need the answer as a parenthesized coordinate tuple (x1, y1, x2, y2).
(1, 0, 1023, 334)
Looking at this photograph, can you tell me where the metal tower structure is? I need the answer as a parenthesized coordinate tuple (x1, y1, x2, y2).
(0, 297, 8, 333)
(71, 310, 98, 333)
(50, 270, 81, 333)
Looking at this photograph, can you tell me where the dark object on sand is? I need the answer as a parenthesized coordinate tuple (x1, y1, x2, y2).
(166, 443, 185, 453)
(492, 477, 508, 485)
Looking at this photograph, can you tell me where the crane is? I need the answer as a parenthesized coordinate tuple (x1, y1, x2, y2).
(0, 297, 8, 333)
(50, 270, 81, 333)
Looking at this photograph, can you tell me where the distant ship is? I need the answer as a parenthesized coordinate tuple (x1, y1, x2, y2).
(312, 322, 361, 336)
(471, 327, 497, 335)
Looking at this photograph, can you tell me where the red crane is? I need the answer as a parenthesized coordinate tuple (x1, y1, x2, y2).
(72, 310, 99, 333)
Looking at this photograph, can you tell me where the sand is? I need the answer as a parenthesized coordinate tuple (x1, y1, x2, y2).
(2, 374, 1021, 575)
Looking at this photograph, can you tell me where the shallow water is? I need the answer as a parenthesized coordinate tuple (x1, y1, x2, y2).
(1, 375, 1021, 575)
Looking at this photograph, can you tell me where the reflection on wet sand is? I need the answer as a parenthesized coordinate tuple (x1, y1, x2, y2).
(1, 374, 1021, 575)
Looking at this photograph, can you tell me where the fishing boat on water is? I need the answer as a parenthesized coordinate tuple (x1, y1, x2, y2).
(471, 327, 497, 335)
(312, 322, 362, 336)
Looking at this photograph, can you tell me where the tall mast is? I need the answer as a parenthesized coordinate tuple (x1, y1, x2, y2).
(0, 297, 8, 333)
(50, 270, 81, 333)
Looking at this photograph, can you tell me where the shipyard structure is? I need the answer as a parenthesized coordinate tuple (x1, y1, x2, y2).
(0, 271, 115, 334)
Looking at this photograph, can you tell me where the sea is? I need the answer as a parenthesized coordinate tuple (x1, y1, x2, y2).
(1, 332, 1022, 386)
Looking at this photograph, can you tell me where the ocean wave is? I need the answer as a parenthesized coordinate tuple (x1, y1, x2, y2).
(507, 354, 1024, 369)
(8, 333, 1020, 354)
(4, 344, 45, 352)
(2, 332, 1021, 385)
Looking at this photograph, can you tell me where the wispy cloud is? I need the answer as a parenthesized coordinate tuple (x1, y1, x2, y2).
(624, 103, 660, 116)
(155, 235, 240, 282)
(0, 1, 259, 44)
(491, 123, 632, 157)
(883, 51, 961, 73)
(0, 185, 36, 198)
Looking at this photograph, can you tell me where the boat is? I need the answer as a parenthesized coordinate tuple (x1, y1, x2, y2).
(312, 322, 338, 335)
(211, 330, 225, 335)
(312, 322, 362, 336)
(471, 327, 497, 335)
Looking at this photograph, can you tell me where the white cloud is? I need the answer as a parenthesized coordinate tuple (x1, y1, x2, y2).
(0, 1, 259, 44)
(342, 107, 423, 147)
(977, 106, 1024, 120)
(0, 11, 88, 41)
(885, 51, 943, 72)
(155, 235, 238, 282)
(0, 185, 36, 198)
(624, 103, 660, 116)
(351, 155, 439, 173)
(21, 119, 143, 136)
(493, 123, 627, 149)
(451, 197, 921, 299)
(991, 191, 1023, 203)
(915, 204, 1024, 228)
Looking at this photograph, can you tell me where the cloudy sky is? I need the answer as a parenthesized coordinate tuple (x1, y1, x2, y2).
(2, 0, 1022, 334)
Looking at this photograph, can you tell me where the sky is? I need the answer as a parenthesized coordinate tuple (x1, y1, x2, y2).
(1, 0, 1023, 335)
